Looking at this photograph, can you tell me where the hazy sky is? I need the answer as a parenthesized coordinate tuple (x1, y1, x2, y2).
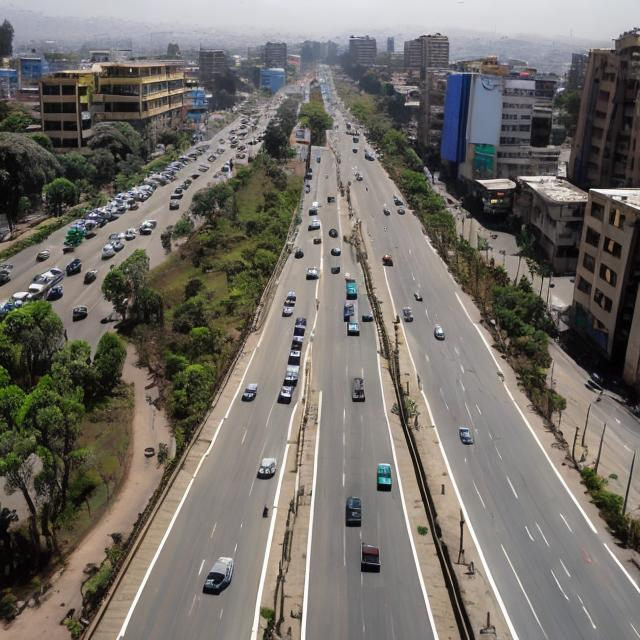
(14, 0, 635, 40)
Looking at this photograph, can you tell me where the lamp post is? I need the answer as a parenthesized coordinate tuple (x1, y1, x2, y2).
(581, 401, 594, 447)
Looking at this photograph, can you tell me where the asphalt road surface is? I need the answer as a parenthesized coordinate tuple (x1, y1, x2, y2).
(323, 71, 640, 640)
(301, 149, 437, 640)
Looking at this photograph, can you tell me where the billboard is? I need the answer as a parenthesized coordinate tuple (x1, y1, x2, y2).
(467, 75, 502, 146)
(441, 73, 471, 164)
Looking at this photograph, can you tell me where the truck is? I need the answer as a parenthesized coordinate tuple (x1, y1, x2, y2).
(361, 543, 381, 572)
(346, 278, 358, 300)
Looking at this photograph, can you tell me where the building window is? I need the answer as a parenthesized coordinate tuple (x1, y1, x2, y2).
(609, 208, 625, 228)
(61, 85, 75, 95)
(603, 237, 622, 258)
(590, 201, 604, 221)
(42, 84, 60, 96)
(577, 276, 592, 295)
(585, 226, 600, 248)
(599, 263, 617, 287)
(593, 288, 613, 312)
(43, 120, 61, 131)
(43, 103, 62, 114)
(582, 252, 596, 273)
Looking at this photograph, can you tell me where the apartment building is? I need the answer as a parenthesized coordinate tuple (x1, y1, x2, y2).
(348, 36, 377, 67)
(404, 34, 450, 71)
(40, 61, 186, 151)
(572, 189, 640, 387)
(570, 29, 640, 189)
(387, 37, 395, 54)
(264, 42, 287, 69)
(567, 52, 588, 91)
(198, 49, 228, 84)
(515, 176, 587, 273)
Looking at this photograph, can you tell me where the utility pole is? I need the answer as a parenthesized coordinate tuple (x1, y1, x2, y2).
(572, 426, 579, 465)
(594, 423, 607, 474)
(581, 401, 593, 447)
(623, 449, 637, 515)
(457, 509, 465, 564)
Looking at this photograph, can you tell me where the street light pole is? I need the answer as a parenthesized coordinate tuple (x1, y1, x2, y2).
(581, 401, 593, 447)
(623, 449, 637, 515)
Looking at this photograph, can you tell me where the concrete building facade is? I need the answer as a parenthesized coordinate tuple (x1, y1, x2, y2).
(264, 42, 287, 69)
(40, 61, 186, 151)
(572, 189, 640, 387)
(349, 36, 377, 67)
(515, 176, 588, 273)
(404, 34, 450, 70)
(198, 49, 228, 84)
(570, 29, 640, 189)
(387, 37, 395, 53)
(567, 52, 588, 91)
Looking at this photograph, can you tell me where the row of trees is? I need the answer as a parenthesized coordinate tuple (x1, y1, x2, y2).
(263, 97, 300, 160)
(0, 300, 127, 587)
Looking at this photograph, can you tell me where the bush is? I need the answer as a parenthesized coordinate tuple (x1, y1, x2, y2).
(184, 277, 204, 300)
(172, 296, 208, 333)
(0, 588, 17, 620)
(165, 351, 189, 379)
(260, 607, 275, 622)
(82, 559, 113, 611)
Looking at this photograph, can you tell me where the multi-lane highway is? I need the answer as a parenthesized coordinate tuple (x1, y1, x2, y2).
(323, 71, 640, 639)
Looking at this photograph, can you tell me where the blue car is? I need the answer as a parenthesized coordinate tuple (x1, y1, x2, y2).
(47, 285, 63, 301)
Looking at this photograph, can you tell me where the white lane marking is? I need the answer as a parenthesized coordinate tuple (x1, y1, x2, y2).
(495, 446, 503, 461)
(188, 593, 197, 617)
(343, 528, 346, 567)
(438, 387, 449, 411)
(248, 477, 255, 496)
(411, 272, 415, 281)
(473, 481, 487, 509)
(559, 558, 571, 578)
(379, 258, 519, 640)
(506, 475, 519, 500)
(616, 417, 621, 424)
(550, 569, 569, 601)
(604, 543, 640, 595)
(234, 542, 238, 553)
(425, 307, 430, 321)
(476, 403, 482, 415)
(576, 594, 597, 629)
(240, 521, 243, 529)
(300, 391, 323, 640)
(631, 622, 640, 638)
(454, 346, 460, 357)
(342, 471, 345, 487)
(250, 398, 301, 640)
(501, 544, 548, 639)
(454, 291, 599, 535)
(425, 353, 430, 363)
(459, 379, 465, 392)
(375, 349, 439, 639)
(241, 429, 247, 445)
(210, 522, 217, 539)
(525, 526, 535, 542)
(116, 345, 258, 639)
(625, 444, 633, 453)
(219, 608, 224, 621)
(465, 401, 473, 423)
(198, 559, 205, 575)
(559, 513, 573, 533)
(536, 522, 550, 548)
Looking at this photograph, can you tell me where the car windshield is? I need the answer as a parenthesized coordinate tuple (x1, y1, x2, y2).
(349, 497, 361, 508)
(209, 572, 224, 584)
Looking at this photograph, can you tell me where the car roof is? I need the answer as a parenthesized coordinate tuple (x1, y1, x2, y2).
(211, 557, 233, 572)
(246, 383, 258, 390)
(377, 463, 391, 470)
(261, 457, 276, 465)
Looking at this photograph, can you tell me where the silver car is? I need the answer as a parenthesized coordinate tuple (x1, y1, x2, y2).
(202, 557, 234, 594)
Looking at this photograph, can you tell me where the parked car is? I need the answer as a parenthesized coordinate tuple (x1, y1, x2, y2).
(124, 228, 137, 241)
(46, 285, 63, 301)
(112, 240, 124, 252)
(202, 557, 234, 594)
(102, 244, 116, 259)
(72, 306, 88, 321)
(169, 200, 180, 210)
(242, 383, 258, 401)
(393, 195, 403, 206)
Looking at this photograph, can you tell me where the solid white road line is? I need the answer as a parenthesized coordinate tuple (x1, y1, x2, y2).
(576, 593, 597, 629)
(375, 348, 440, 639)
(250, 398, 300, 640)
(117, 346, 258, 639)
(550, 569, 569, 601)
(559, 513, 573, 533)
(603, 543, 640, 595)
(501, 544, 548, 639)
(559, 558, 571, 577)
(300, 390, 322, 640)
(473, 481, 487, 510)
(506, 476, 519, 500)
(454, 291, 599, 535)
(524, 526, 534, 542)
(535, 522, 550, 548)
(198, 559, 205, 575)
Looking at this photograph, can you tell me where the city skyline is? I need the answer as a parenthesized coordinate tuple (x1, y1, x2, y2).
(6, 0, 635, 41)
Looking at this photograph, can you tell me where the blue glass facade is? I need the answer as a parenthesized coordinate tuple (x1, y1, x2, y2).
(440, 73, 471, 164)
(187, 87, 208, 123)
(260, 68, 285, 93)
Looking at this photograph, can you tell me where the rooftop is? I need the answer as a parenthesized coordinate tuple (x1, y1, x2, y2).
(518, 176, 587, 203)
(475, 179, 517, 192)
(591, 188, 640, 211)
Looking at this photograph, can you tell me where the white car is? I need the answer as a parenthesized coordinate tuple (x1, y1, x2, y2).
(306, 267, 319, 280)
(102, 244, 116, 259)
(258, 457, 277, 478)
(124, 228, 137, 241)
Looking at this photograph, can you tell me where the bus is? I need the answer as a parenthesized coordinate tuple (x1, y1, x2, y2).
(346, 279, 358, 300)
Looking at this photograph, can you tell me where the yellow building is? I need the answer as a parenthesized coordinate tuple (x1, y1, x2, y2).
(40, 61, 186, 151)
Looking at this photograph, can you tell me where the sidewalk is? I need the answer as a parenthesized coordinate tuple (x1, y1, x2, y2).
(2, 346, 172, 640)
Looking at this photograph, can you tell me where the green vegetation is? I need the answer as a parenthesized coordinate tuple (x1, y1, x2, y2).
(263, 97, 300, 160)
(555, 90, 582, 135)
(130, 154, 301, 455)
(43, 177, 78, 216)
(299, 82, 333, 145)
(260, 607, 276, 622)
(417, 525, 429, 536)
(0, 304, 128, 593)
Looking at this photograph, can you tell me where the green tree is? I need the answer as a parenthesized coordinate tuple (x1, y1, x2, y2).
(172, 214, 194, 238)
(89, 122, 143, 162)
(299, 102, 333, 145)
(0, 19, 14, 56)
(28, 132, 53, 151)
(169, 363, 215, 420)
(50, 340, 95, 397)
(101, 250, 152, 322)
(0, 133, 61, 231)
(184, 277, 204, 300)
(59, 151, 96, 183)
(263, 121, 289, 160)
(88, 148, 116, 186)
(93, 332, 127, 395)
(43, 177, 77, 216)
(0, 111, 32, 132)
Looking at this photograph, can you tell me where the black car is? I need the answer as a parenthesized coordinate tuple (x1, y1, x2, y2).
(328, 228, 338, 238)
(84, 270, 98, 284)
(72, 306, 88, 321)
(294, 249, 304, 259)
(0, 270, 10, 285)
(66, 258, 82, 275)
(346, 496, 362, 526)
(361, 312, 374, 322)
(46, 285, 63, 301)
(331, 265, 341, 274)
(313, 238, 322, 245)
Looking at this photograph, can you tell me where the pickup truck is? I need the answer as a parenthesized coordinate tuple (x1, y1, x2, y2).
(361, 543, 381, 572)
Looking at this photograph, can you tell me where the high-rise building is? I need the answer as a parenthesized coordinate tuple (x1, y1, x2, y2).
(199, 49, 228, 84)
(404, 34, 450, 70)
(40, 61, 186, 151)
(260, 68, 285, 93)
(387, 37, 395, 54)
(569, 29, 640, 190)
(264, 42, 287, 69)
(571, 188, 640, 388)
(567, 52, 588, 91)
(348, 36, 377, 67)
